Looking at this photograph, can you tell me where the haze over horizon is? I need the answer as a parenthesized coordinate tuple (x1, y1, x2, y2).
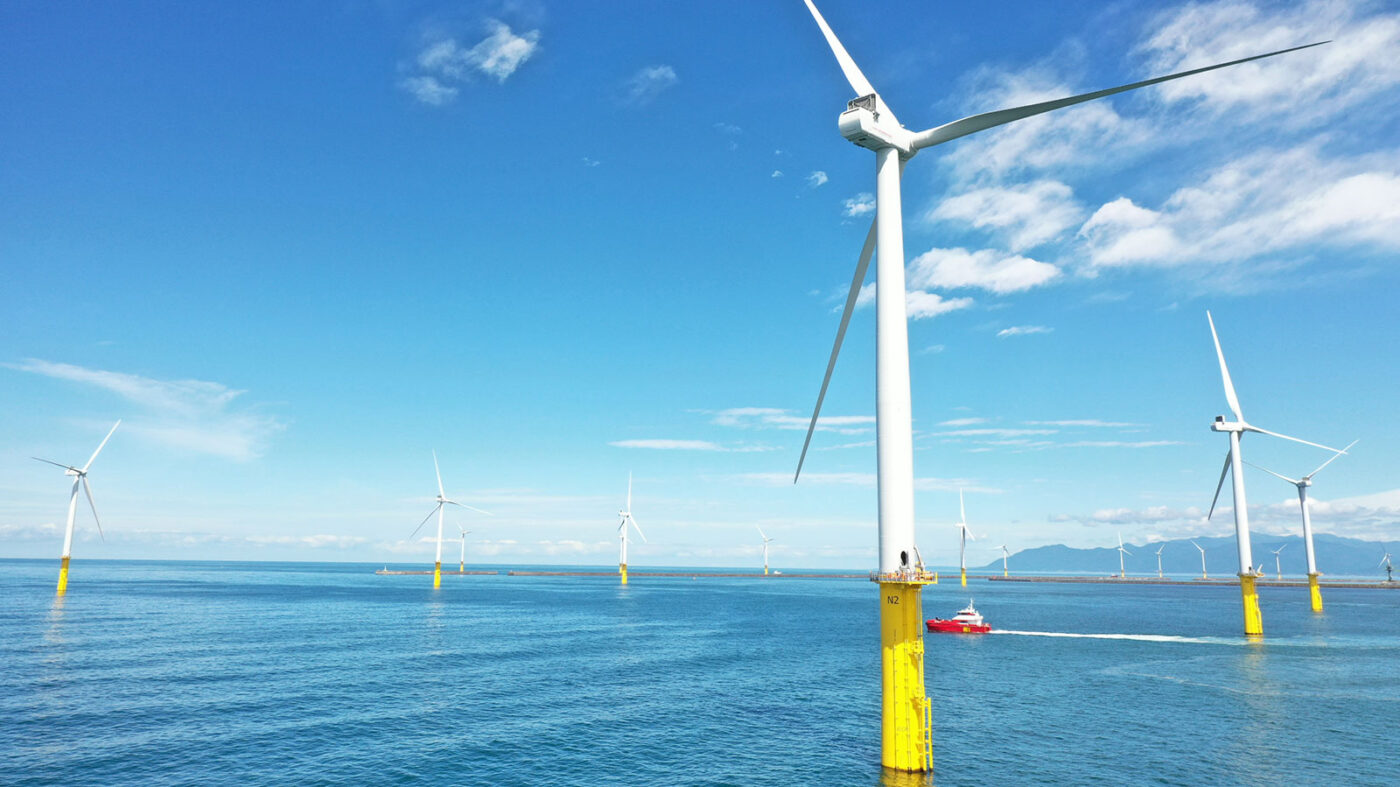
(4, 0, 1399, 568)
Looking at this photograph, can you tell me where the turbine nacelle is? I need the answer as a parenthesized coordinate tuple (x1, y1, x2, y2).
(1211, 417, 1245, 433)
(839, 94, 914, 154)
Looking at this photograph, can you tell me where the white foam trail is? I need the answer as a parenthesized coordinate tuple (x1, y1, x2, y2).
(993, 630, 1229, 644)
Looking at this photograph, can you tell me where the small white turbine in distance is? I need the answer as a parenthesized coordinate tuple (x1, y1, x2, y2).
(955, 490, 974, 588)
(1381, 549, 1394, 583)
(1117, 533, 1132, 579)
(457, 526, 472, 573)
(34, 420, 121, 595)
(1271, 544, 1287, 580)
(1205, 311, 1347, 636)
(618, 473, 646, 585)
(407, 451, 491, 589)
(1191, 540, 1208, 580)
(998, 544, 1009, 578)
(758, 526, 775, 576)
(1245, 439, 1356, 612)
(1155, 544, 1166, 579)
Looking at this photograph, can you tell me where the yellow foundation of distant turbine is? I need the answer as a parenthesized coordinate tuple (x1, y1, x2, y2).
(459, 560, 465, 572)
(56, 556, 70, 595)
(1240, 574, 1262, 636)
(879, 579, 933, 773)
(620, 563, 628, 585)
(764, 566, 769, 576)
(1308, 573, 1323, 613)
(960, 568, 966, 587)
(433, 561, 442, 589)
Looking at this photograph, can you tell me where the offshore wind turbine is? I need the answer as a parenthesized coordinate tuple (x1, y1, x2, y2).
(1155, 545, 1166, 579)
(457, 527, 472, 573)
(955, 490, 974, 588)
(791, 0, 1324, 769)
(1191, 541, 1208, 580)
(997, 544, 1009, 578)
(617, 473, 646, 585)
(757, 526, 775, 576)
(1246, 440, 1355, 612)
(1382, 549, 1394, 582)
(1205, 312, 1346, 635)
(33, 420, 120, 595)
(1116, 534, 1132, 579)
(1271, 544, 1287, 580)
(407, 451, 491, 588)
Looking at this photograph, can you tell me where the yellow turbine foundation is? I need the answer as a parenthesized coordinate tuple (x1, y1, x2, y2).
(879, 580, 933, 773)
(1240, 574, 1262, 636)
(1308, 573, 1323, 613)
(960, 568, 967, 587)
(764, 566, 769, 576)
(620, 563, 628, 585)
(433, 561, 442, 589)
(56, 556, 70, 595)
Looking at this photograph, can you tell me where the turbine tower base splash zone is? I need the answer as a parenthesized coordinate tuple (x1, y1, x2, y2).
(620, 562, 628, 585)
(1240, 574, 1262, 636)
(434, 561, 442, 590)
(878, 574, 934, 773)
(1309, 573, 1323, 612)
(57, 555, 71, 594)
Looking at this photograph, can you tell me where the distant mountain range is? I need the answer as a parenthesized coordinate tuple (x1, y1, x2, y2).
(974, 534, 1395, 579)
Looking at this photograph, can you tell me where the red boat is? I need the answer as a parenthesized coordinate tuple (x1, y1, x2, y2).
(926, 601, 991, 634)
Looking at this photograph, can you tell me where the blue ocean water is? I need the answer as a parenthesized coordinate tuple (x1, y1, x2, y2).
(1, 560, 1396, 785)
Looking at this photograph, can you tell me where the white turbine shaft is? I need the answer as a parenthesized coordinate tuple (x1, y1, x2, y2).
(1298, 485, 1318, 576)
(875, 145, 916, 575)
(62, 478, 81, 559)
(1228, 431, 1253, 575)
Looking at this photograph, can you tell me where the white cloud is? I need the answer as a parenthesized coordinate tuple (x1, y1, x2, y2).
(996, 325, 1053, 338)
(933, 428, 1057, 438)
(843, 192, 875, 217)
(939, 417, 987, 427)
(907, 247, 1061, 294)
(1025, 420, 1142, 428)
(608, 439, 772, 452)
(1060, 440, 1184, 448)
(7, 359, 284, 461)
(398, 75, 458, 106)
(808, 171, 829, 188)
(625, 65, 678, 105)
(928, 180, 1084, 252)
(854, 283, 974, 320)
(582, 157, 600, 167)
(772, 170, 784, 178)
(459, 21, 540, 83)
(709, 407, 873, 435)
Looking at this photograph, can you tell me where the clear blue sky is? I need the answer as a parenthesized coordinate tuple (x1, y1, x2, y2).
(4, 0, 1398, 569)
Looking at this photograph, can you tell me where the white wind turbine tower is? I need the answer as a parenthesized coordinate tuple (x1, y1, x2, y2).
(34, 420, 120, 595)
(1154, 544, 1166, 579)
(457, 527, 472, 573)
(790, 1, 1324, 769)
(757, 526, 775, 576)
(1245, 439, 1355, 612)
(1204, 312, 1346, 636)
(1191, 541, 1208, 580)
(1270, 544, 1287, 580)
(955, 490, 974, 588)
(617, 473, 646, 585)
(1116, 533, 1132, 579)
(998, 544, 1009, 578)
(407, 451, 491, 589)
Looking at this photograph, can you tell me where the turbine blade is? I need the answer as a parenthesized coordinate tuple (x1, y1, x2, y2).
(32, 457, 74, 471)
(1191, 540, 1203, 553)
(960, 488, 966, 526)
(1243, 460, 1300, 485)
(630, 517, 647, 544)
(445, 501, 493, 516)
(82, 477, 105, 543)
(408, 505, 439, 541)
(801, 0, 878, 98)
(1208, 450, 1231, 520)
(1206, 311, 1245, 422)
(1307, 439, 1358, 479)
(82, 420, 122, 473)
(432, 451, 445, 498)
(795, 217, 877, 483)
(757, 526, 767, 541)
(1122, 548, 1133, 556)
(1247, 425, 1346, 454)
(911, 42, 1327, 151)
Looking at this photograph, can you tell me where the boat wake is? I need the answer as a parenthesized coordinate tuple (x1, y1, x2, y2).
(992, 630, 1234, 645)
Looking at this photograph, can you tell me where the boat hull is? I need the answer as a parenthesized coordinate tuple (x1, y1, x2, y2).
(925, 619, 991, 634)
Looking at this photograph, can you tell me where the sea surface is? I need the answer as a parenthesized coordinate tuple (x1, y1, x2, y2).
(1, 559, 1396, 785)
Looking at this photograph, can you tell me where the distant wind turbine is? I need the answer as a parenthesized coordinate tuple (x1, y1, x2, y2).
(1245, 439, 1356, 612)
(407, 451, 491, 589)
(617, 473, 646, 585)
(955, 490, 974, 587)
(1155, 544, 1166, 579)
(791, 0, 1325, 769)
(757, 526, 775, 576)
(1382, 549, 1394, 583)
(1116, 533, 1132, 579)
(457, 527, 472, 573)
(1205, 312, 1347, 636)
(998, 544, 1009, 578)
(1270, 544, 1287, 580)
(34, 420, 120, 595)
(1191, 541, 1208, 580)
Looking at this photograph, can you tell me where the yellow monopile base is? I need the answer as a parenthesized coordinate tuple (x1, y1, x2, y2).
(960, 568, 967, 587)
(459, 561, 465, 572)
(620, 563, 628, 585)
(880, 581, 933, 773)
(1308, 573, 1323, 613)
(1240, 574, 1262, 636)
(433, 562, 442, 589)
(56, 556, 70, 595)
(764, 567, 769, 576)
(1003, 567, 1008, 578)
